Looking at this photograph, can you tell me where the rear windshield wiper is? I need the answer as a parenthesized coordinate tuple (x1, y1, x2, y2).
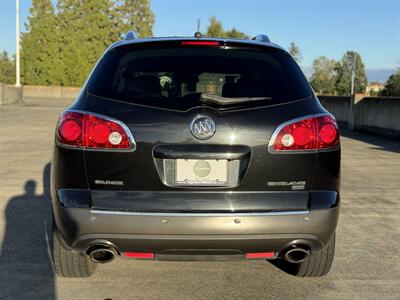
(200, 93, 272, 106)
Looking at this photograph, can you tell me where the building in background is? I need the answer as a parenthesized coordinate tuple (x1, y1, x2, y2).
(366, 81, 384, 96)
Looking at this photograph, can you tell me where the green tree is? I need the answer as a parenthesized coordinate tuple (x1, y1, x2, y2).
(310, 56, 337, 95)
(334, 51, 368, 96)
(56, 0, 154, 86)
(0, 51, 15, 84)
(380, 69, 400, 96)
(224, 28, 249, 39)
(21, 0, 154, 87)
(205, 16, 248, 38)
(21, 0, 58, 85)
(57, 0, 90, 86)
(288, 42, 302, 64)
(205, 16, 224, 37)
(113, 0, 154, 38)
(56, 0, 126, 86)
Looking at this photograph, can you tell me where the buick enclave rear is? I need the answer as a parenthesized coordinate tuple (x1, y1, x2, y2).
(51, 33, 340, 278)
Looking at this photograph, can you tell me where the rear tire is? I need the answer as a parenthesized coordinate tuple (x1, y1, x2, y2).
(271, 233, 335, 277)
(51, 227, 97, 278)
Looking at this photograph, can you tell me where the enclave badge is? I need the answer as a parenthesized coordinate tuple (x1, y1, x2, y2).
(190, 115, 216, 140)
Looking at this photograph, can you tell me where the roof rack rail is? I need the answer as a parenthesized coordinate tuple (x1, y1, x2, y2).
(122, 31, 137, 40)
(252, 34, 271, 43)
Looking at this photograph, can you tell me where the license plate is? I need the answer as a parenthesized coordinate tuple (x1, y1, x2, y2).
(175, 159, 228, 186)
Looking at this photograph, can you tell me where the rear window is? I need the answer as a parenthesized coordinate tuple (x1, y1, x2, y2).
(87, 45, 312, 110)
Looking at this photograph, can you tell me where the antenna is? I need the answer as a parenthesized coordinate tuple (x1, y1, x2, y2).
(194, 18, 202, 38)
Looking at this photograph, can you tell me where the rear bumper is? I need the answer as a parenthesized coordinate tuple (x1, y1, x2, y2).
(52, 203, 339, 256)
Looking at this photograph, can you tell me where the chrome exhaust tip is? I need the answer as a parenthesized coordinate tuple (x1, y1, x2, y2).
(87, 245, 116, 263)
(283, 247, 310, 264)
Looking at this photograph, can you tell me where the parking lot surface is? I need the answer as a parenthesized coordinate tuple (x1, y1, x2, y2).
(0, 101, 399, 299)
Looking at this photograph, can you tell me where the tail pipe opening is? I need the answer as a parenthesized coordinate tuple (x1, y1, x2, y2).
(86, 244, 117, 263)
(283, 246, 310, 264)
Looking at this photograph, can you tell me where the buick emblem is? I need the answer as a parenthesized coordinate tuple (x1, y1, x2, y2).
(190, 115, 216, 140)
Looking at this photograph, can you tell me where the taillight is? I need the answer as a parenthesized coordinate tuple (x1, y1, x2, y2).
(269, 114, 339, 152)
(57, 112, 84, 147)
(57, 111, 135, 150)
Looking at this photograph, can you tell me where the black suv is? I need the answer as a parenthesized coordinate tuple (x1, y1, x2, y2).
(51, 33, 340, 278)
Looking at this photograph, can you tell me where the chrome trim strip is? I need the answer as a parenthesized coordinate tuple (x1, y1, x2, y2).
(90, 209, 310, 217)
(56, 109, 137, 152)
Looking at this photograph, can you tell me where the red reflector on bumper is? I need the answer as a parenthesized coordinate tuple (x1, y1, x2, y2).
(246, 252, 275, 259)
(123, 252, 155, 259)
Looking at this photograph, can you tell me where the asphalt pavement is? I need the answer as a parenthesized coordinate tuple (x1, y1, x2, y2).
(0, 100, 399, 299)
